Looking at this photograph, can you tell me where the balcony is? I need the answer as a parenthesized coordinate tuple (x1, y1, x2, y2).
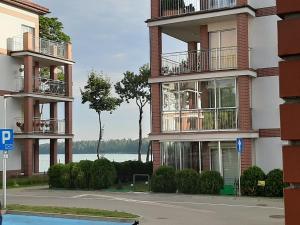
(160, 0, 236, 17)
(162, 47, 250, 76)
(15, 118, 66, 134)
(7, 33, 72, 61)
(162, 108, 237, 132)
(16, 76, 66, 96)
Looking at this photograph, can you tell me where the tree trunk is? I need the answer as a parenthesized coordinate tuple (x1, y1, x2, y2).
(146, 141, 151, 162)
(96, 112, 102, 159)
(138, 107, 143, 162)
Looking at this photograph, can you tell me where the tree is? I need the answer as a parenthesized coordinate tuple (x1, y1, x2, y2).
(81, 71, 121, 159)
(39, 16, 70, 80)
(39, 16, 71, 43)
(115, 65, 151, 161)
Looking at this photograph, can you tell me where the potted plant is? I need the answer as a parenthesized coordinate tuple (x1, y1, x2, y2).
(161, 0, 185, 16)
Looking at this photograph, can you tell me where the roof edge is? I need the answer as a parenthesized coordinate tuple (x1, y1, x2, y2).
(0, 0, 50, 15)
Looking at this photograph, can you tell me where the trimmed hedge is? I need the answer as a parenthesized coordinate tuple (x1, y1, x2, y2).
(241, 166, 266, 196)
(113, 161, 153, 183)
(151, 166, 177, 193)
(199, 171, 224, 195)
(48, 164, 65, 188)
(176, 169, 199, 194)
(48, 160, 153, 190)
(91, 158, 117, 189)
(265, 169, 284, 197)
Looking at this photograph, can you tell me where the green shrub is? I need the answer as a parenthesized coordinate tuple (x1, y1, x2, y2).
(91, 158, 117, 189)
(241, 166, 265, 196)
(151, 166, 176, 193)
(77, 160, 93, 189)
(199, 171, 223, 195)
(265, 169, 284, 197)
(48, 164, 65, 188)
(114, 161, 153, 183)
(176, 169, 199, 194)
(61, 163, 81, 189)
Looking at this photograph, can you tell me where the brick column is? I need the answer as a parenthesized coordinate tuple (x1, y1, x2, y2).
(238, 76, 252, 131)
(188, 41, 197, 72)
(151, 0, 160, 19)
(200, 25, 209, 71)
(150, 27, 162, 78)
(237, 0, 247, 6)
(241, 139, 252, 172)
(151, 83, 161, 134)
(152, 141, 161, 171)
(237, 14, 249, 70)
(276, 4, 300, 223)
(64, 64, 73, 164)
(24, 139, 33, 176)
(24, 56, 33, 93)
(33, 140, 39, 173)
(33, 101, 40, 173)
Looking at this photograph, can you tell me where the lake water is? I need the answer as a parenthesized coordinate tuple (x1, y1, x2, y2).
(39, 154, 147, 173)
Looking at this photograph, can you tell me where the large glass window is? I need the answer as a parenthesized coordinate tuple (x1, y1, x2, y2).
(161, 78, 237, 132)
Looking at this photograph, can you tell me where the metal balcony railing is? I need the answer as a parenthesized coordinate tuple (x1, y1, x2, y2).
(160, 0, 236, 17)
(7, 35, 68, 59)
(15, 118, 66, 134)
(162, 47, 250, 75)
(16, 76, 66, 96)
(162, 108, 237, 132)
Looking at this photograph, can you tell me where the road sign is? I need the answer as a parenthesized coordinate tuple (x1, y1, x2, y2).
(236, 138, 244, 153)
(0, 129, 14, 151)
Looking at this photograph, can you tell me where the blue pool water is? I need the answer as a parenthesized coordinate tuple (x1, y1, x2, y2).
(3, 214, 131, 225)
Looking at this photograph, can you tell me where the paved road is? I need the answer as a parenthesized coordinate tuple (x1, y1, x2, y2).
(7, 187, 284, 225)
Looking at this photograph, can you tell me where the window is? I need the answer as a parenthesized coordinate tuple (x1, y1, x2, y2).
(161, 78, 237, 132)
(22, 25, 35, 35)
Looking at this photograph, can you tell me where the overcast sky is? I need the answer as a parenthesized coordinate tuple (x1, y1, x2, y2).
(34, 0, 186, 141)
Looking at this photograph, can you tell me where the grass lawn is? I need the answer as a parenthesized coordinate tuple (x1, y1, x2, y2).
(0, 176, 48, 189)
(7, 204, 139, 219)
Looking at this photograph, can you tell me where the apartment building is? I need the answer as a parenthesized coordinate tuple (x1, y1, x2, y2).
(147, 0, 281, 186)
(0, 0, 74, 176)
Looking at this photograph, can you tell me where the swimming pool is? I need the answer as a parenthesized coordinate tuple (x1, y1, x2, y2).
(3, 214, 132, 225)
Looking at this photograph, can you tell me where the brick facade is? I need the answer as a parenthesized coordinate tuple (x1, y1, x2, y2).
(256, 6, 277, 17)
(256, 67, 279, 77)
(152, 141, 161, 171)
(237, 0, 247, 6)
(237, 14, 249, 70)
(151, 83, 161, 134)
(151, 0, 160, 19)
(150, 27, 162, 78)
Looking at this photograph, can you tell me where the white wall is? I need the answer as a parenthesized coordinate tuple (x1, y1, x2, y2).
(248, 0, 275, 8)
(252, 76, 283, 129)
(255, 138, 282, 173)
(249, 15, 280, 69)
(0, 2, 38, 50)
(0, 54, 23, 92)
(0, 97, 23, 171)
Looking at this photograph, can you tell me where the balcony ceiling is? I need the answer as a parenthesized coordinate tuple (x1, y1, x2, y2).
(162, 15, 236, 42)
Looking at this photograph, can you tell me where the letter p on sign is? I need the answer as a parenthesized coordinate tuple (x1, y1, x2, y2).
(0, 129, 14, 151)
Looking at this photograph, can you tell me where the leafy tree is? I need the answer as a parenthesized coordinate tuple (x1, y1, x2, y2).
(81, 71, 121, 159)
(115, 65, 150, 161)
(39, 16, 71, 43)
(39, 16, 70, 80)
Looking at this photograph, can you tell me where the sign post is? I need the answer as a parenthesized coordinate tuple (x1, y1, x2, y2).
(236, 138, 244, 196)
(0, 129, 14, 209)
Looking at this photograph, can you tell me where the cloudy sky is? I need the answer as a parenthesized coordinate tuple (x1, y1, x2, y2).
(33, 0, 152, 141)
(34, 0, 186, 141)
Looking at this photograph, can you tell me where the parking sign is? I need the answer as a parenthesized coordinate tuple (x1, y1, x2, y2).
(0, 129, 14, 151)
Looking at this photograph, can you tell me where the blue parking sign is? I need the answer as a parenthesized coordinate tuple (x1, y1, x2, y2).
(0, 129, 14, 151)
(236, 138, 244, 153)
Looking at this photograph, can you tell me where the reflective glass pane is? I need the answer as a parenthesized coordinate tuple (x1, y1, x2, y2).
(216, 79, 236, 108)
(180, 81, 197, 110)
(162, 83, 179, 111)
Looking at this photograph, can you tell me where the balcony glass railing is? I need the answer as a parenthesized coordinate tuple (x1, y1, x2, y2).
(162, 108, 237, 132)
(15, 118, 65, 134)
(7, 35, 69, 59)
(16, 76, 66, 96)
(161, 47, 251, 75)
(160, 0, 236, 17)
